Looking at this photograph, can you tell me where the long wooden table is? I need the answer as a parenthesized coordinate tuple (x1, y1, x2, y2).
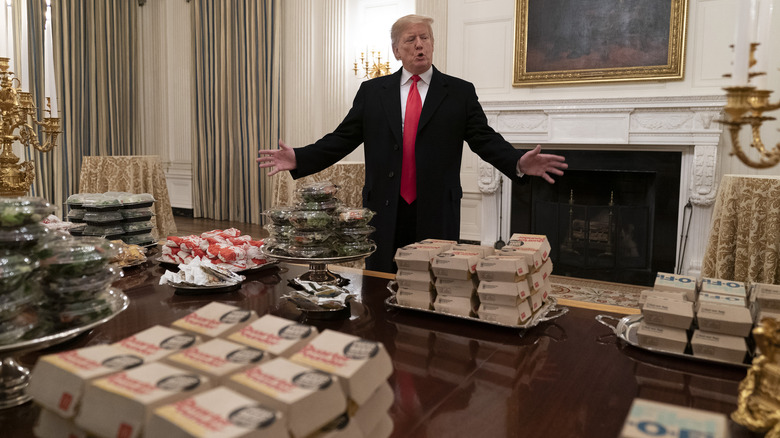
(1, 261, 759, 437)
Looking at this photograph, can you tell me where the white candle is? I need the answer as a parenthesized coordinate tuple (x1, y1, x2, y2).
(754, 0, 774, 89)
(732, 0, 754, 85)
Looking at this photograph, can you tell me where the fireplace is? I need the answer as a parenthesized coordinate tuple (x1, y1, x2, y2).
(510, 149, 681, 286)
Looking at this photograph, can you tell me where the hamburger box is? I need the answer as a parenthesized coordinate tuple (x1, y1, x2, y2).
(227, 314, 318, 358)
(654, 272, 698, 301)
(171, 301, 258, 339)
(226, 357, 346, 438)
(700, 277, 747, 299)
(696, 291, 746, 310)
(28, 344, 146, 418)
(696, 301, 753, 337)
(529, 281, 550, 313)
(505, 233, 551, 269)
(431, 250, 482, 280)
(638, 289, 688, 306)
(451, 243, 495, 258)
(434, 277, 477, 298)
(475, 255, 530, 282)
(113, 325, 201, 362)
(395, 287, 433, 310)
(75, 362, 213, 438)
(34, 408, 90, 438)
(529, 259, 553, 291)
(754, 283, 780, 312)
(642, 296, 694, 330)
(290, 330, 392, 405)
(433, 294, 477, 317)
(419, 238, 457, 247)
(636, 321, 688, 354)
(690, 330, 748, 364)
(619, 398, 729, 438)
(351, 382, 393, 437)
(310, 414, 362, 438)
(368, 414, 393, 438)
(477, 300, 533, 326)
(395, 269, 434, 291)
(477, 280, 532, 307)
(393, 244, 448, 271)
(163, 338, 269, 383)
(147, 386, 288, 438)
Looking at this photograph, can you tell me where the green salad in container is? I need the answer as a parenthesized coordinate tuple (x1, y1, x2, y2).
(296, 181, 339, 202)
(39, 236, 119, 278)
(0, 196, 55, 227)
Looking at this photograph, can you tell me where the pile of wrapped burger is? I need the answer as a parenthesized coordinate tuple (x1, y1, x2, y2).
(160, 228, 267, 271)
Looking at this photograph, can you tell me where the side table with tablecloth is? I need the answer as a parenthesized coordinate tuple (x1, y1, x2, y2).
(702, 174, 780, 284)
(79, 155, 177, 239)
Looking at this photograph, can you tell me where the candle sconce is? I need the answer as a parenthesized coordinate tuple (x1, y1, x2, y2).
(353, 50, 391, 79)
(720, 44, 780, 169)
(0, 56, 60, 196)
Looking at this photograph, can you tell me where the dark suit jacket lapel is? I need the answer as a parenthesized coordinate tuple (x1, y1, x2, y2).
(381, 70, 403, 147)
(419, 66, 446, 132)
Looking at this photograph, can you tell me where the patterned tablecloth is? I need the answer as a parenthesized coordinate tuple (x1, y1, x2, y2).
(702, 174, 780, 284)
(79, 155, 177, 238)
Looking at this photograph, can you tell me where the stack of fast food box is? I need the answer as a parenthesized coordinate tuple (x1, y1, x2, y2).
(393, 234, 553, 325)
(28, 302, 394, 438)
(638, 272, 753, 363)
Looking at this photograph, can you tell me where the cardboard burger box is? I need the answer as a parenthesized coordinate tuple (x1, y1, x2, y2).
(477, 280, 532, 307)
(654, 272, 698, 301)
(696, 301, 753, 337)
(171, 301, 258, 339)
(505, 233, 551, 270)
(419, 238, 457, 247)
(34, 408, 90, 438)
(163, 338, 269, 384)
(433, 294, 478, 318)
(393, 244, 449, 271)
(395, 269, 434, 291)
(350, 382, 394, 437)
(147, 386, 288, 438)
(619, 398, 729, 438)
(434, 276, 478, 298)
(310, 413, 362, 438)
(227, 314, 318, 358)
(529, 279, 550, 313)
(529, 259, 553, 291)
(28, 344, 147, 418)
(642, 296, 694, 330)
(226, 357, 346, 438)
(475, 255, 530, 283)
(75, 361, 213, 438)
(113, 325, 201, 363)
(431, 250, 483, 281)
(636, 320, 688, 354)
(451, 243, 495, 258)
(754, 282, 780, 312)
(690, 330, 748, 364)
(290, 330, 392, 405)
(395, 287, 433, 310)
(638, 289, 688, 306)
(696, 291, 747, 310)
(700, 277, 747, 299)
(477, 300, 533, 326)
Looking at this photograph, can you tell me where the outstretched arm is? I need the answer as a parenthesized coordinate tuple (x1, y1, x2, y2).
(517, 145, 568, 184)
(257, 139, 297, 176)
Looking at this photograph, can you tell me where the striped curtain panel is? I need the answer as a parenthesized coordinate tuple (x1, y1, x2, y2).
(49, 0, 140, 202)
(191, 0, 280, 223)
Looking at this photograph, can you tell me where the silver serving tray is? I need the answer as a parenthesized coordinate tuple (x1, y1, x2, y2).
(596, 313, 752, 368)
(385, 280, 568, 330)
(157, 256, 279, 274)
(259, 246, 375, 265)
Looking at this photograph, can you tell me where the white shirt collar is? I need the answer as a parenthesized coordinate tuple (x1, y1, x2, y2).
(401, 67, 433, 85)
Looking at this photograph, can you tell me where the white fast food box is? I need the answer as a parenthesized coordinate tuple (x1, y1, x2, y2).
(619, 398, 729, 438)
(642, 296, 694, 330)
(419, 238, 457, 248)
(696, 301, 753, 337)
(433, 294, 477, 317)
(697, 291, 746, 309)
(505, 233, 551, 269)
(28, 344, 146, 418)
(475, 255, 530, 282)
(163, 338, 268, 383)
(700, 277, 747, 299)
(690, 330, 748, 364)
(636, 321, 688, 355)
(451, 243, 495, 258)
(227, 314, 318, 358)
(395, 269, 434, 291)
(529, 259, 553, 290)
(75, 362, 213, 438)
(171, 301, 258, 339)
(226, 357, 346, 438)
(368, 414, 393, 438)
(395, 288, 433, 310)
(434, 277, 477, 298)
(638, 289, 688, 306)
(290, 330, 392, 405)
(351, 382, 393, 437)
(654, 272, 698, 301)
(113, 325, 201, 362)
(529, 281, 550, 313)
(34, 408, 90, 438)
(147, 386, 288, 438)
(477, 280, 532, 307)
(478, 300, 533, 326)
(753, 283, 780, 311)
(430, 250, 482, 280)
(393, 244, 447, 271)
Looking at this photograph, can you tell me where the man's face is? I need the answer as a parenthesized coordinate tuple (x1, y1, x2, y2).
(393, 23, 433, 75)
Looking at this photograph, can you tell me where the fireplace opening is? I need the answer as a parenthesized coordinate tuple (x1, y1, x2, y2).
(510, 149, 681, 286)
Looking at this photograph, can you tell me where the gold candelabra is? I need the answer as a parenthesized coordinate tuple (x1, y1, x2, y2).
(0, 57, 60, 196)
(353, 50, 391, 79)
(720, 44, 780, 168)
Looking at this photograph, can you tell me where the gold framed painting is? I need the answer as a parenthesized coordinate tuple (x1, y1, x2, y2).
(513, 0, 688, 86)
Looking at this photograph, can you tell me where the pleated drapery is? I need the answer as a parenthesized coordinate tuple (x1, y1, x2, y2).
(191, 0, 281, 223)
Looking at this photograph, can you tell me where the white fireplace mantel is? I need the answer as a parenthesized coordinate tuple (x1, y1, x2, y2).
(476, 95, 727, 277)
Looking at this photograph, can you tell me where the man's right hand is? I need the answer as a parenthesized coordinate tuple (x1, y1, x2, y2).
(257, 139, 297, 176)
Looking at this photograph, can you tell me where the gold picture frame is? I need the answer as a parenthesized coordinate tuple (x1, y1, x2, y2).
(513, 0, 688, 86)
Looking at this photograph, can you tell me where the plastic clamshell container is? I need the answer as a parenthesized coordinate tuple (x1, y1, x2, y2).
(263, 206, 295, 225)
(0, 254, 40, 293)
(0, 196, 55, 227)
(334, 208, 375, 228)
(39, 289, 118, 329)
(122, 221, 154, 234)
(39, 237, 119, 278)
(289, 210, 333, 230)
(0, 283, 42, 321)
(286, 245, 337, 258)
(119, 193, 156, 209)
(83, 224, 125, 238)
(337, 226, 375, 243)
(296, 181, 339, 202)
(291, 229, 333, 246)
(121, 232, 155, 246)
(0, 316, 36, 344)
(336, 240, 376, 257)
(67, 209, 86, 220)
(261, 238, 291, 256)
(42, 266, 121, 303)
(264, 224, 295, 241)
(296, 198, 341, 212)
(82, 195, 123, 212)
(83, 211, 124, 224)
(0, 223, 50, 249)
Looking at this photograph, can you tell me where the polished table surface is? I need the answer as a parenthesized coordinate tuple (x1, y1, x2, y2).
(3, 260, 759, 438)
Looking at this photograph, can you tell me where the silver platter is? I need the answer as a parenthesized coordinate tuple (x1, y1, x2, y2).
(596, 313, 752, 368)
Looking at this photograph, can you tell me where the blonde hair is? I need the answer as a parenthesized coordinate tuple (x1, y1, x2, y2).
(391, 14, 434, 48)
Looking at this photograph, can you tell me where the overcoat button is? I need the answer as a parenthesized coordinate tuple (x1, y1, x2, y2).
(385, 200, 390, 206)
(388, 171, 394, 178)
(393, 144, 399, 150)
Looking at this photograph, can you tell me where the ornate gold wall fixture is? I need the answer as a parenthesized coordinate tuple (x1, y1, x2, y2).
(0, 57, 60, 196)
(353, 50, 391, 79)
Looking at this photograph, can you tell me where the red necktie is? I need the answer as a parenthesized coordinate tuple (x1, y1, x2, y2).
(401, 75, 421, 204)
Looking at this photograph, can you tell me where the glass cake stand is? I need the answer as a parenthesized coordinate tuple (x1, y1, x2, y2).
(0, 289, 129, 409)
(260, 246, 375, 285)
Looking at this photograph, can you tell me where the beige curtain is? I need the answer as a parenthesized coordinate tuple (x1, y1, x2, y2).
(191, 0, 280, 223)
